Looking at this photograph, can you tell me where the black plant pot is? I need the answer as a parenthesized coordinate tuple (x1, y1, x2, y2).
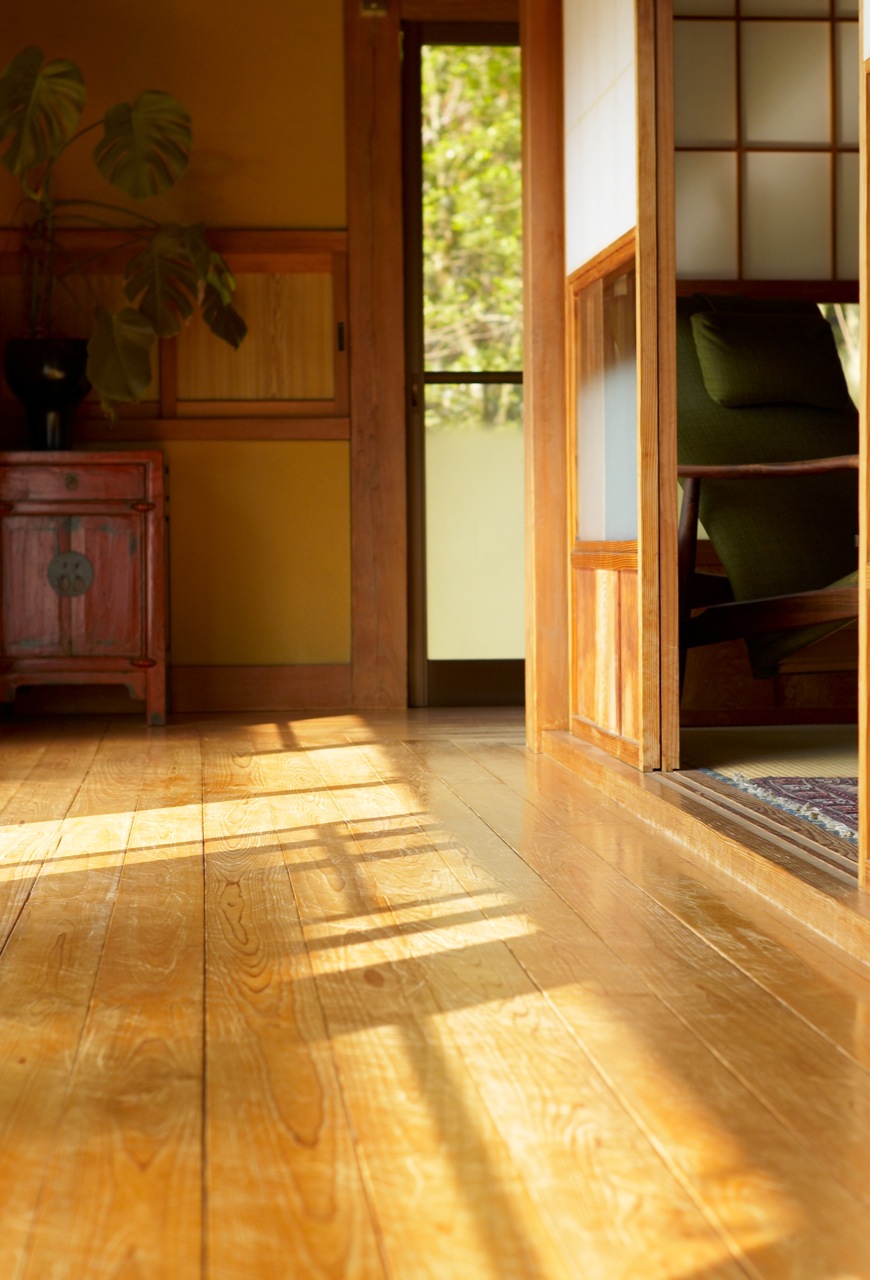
(3, 338, 91, 451)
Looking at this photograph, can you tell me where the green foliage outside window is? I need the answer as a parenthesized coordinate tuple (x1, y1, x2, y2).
(422, 44, 522, 431)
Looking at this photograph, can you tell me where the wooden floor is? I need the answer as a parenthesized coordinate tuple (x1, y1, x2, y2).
(2, 708, 870, 1278)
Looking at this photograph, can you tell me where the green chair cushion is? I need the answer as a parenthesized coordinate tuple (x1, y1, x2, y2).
(678, 294, 859, 678)
(690, 310, 854, 411)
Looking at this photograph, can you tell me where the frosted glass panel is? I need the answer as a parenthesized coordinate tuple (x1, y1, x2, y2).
(742, 24, 830, 144)
(425, 385, 524, 660)
(836, 0, 859, 14)
(673, 23, 737, 145)
(575, 266, 638, 541)
(836, 23, 860, 146)
(742, 0, 829, 13)
(675, 152, 738, 278)
(674, 0, 734, 11)
(837, 152, 860, 278)
(744, 152, 831, 277)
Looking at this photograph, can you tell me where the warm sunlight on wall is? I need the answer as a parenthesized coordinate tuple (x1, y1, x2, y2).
(165, 442, 351, 665)
(0, 0, 345, 227)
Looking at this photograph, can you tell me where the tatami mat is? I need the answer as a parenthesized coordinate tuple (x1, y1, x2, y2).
(679, 725, 858, 779)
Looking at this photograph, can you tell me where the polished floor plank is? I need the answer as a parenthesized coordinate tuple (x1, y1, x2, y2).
(0, 724, 152, 1278)
(462, 741, 870, 1102)
(0, 724, 106, 952)
(262, 725, 573, 1280)
(377, 740, 870, 1278)
(461, 741, 870, 1068)
(1, 712, 869, 1278)
(295, 735, 748, 1280)
(405, 741, 870, 1218)
(202, 723, 386, 1280)
(20, 726, 205, 1280)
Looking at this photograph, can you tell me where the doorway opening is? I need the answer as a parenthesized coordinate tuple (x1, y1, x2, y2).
(668, 1, 861, 873)
(403, 22, 524, 708)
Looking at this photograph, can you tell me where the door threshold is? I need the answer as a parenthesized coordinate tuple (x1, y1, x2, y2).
(664, 770, 858, 885)
(540, 729, 870, 971)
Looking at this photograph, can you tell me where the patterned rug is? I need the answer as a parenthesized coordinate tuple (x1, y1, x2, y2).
(701, 771, 858, 843)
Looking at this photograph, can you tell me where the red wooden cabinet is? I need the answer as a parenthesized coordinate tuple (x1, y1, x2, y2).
(0, 451, 167, 724)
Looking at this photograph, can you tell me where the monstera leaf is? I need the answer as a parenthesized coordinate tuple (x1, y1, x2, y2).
(0, 46, 85, 175)
(124, 226, 199, 336)
(201, 284, 247, 349)
(87, 306, 156, 408)
(93, 91, 191, 199)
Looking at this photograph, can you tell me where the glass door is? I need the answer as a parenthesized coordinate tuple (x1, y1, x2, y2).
(403, 22, 523, 706)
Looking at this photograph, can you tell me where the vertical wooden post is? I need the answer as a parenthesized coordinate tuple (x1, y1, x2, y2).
(345, 0, 409, 708)
(520, 0, 570, 751)
(858, 16, 868, 887)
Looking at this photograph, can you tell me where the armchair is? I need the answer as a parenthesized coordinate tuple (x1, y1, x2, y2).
(677, 294, 859, 689)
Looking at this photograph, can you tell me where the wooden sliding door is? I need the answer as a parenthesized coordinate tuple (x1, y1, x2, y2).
(553, 0, 677, 772)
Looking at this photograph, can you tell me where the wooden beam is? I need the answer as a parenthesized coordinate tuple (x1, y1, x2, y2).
(345, 1, 409, 708)
(520, 0, 569, 751)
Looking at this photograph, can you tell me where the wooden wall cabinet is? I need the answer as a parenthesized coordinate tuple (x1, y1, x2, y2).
(0, 451, 167, 724)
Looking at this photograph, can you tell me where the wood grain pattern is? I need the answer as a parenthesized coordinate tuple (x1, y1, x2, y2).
(0, 711, 867, 1275)
(20, 728, 204, 1279)
(169, 664, 352, 714)
(857, 61, 869, 887)
(175, 275, 336, 404)
(401, 0, 519, 19)
(0, 725, 150, 1276)
(521, 0, 570, 749)
(635, 0, 665, 772)
(201, 723, 385, 1280)
(345, 0, 408, 709)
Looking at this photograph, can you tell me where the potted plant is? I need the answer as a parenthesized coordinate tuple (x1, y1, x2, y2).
(0, 45, 246, 446)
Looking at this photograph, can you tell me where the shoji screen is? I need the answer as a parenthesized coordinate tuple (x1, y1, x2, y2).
(673, 0, 859, 281)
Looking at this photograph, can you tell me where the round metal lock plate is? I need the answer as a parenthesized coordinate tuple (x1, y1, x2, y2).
(47, 552, 94, 597)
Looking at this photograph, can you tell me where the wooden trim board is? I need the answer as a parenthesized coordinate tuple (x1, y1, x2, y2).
(345, 0, 408, 709)
(542, 729, 870, 966)
(521, 0, 569, 749)
(169, 665, 352, 714)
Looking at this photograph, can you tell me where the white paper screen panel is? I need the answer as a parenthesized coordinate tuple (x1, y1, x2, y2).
(742, 23, 830, 145)
(744, 152, 832, 277)
(675, 153, 739, 277)
(837, 153, 860, 278)
(674, 4, 858, 281)
(836, 22, 860, 146)
(673, 23, 737, 145)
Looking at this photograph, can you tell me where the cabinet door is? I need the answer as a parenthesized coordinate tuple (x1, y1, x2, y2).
(70, 515, 143, 657)
(1, 516, 66, 656)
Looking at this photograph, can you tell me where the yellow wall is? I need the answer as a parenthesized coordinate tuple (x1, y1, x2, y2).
(0, 0, 345, 227)
(2, 3, 352, 672)
(165, 442, 350, 665)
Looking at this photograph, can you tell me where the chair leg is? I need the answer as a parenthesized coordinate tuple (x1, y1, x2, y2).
(677, 477, 700, 698)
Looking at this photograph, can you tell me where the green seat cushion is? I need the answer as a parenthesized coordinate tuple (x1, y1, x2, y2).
(690, 310, 854, 411)
(678, 294, 859, 677)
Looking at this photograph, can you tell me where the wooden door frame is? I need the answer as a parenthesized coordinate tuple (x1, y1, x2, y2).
(520, 0, 677, 766)
(345, 0, 520, 709)
(859, 13, 868, 890)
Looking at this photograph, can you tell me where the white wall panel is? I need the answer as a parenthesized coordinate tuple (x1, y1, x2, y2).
(563, 0, 637, 274)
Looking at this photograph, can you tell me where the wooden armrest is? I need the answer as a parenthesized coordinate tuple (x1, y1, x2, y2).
(677, 454, 859, 480)
(684, 585, 858, 647)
